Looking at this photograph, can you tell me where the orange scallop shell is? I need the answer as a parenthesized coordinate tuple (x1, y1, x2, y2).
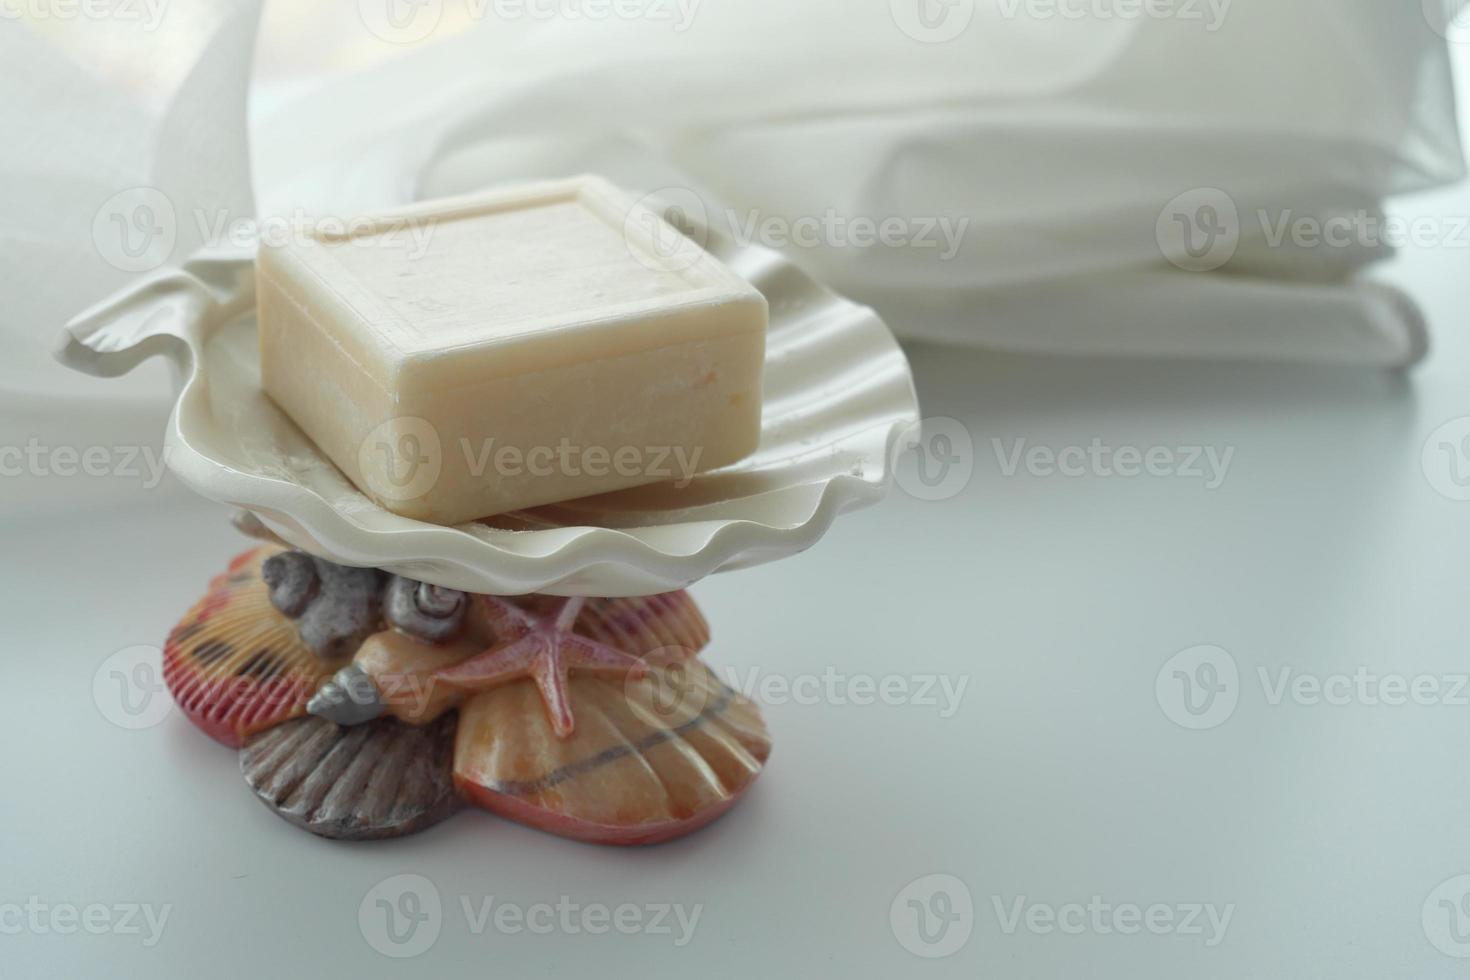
(452, 662, 771, 845)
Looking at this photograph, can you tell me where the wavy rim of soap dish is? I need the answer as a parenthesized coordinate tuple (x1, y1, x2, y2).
(57, 230, 920, 597)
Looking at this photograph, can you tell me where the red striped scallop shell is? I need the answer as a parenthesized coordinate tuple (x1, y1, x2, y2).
(163, 547, 339, 747)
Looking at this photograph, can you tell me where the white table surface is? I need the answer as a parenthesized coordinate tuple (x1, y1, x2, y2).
(7, 101, 1470, 980)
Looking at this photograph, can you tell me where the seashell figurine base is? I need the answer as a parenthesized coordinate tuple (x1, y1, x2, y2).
(164, 519, 772, 845)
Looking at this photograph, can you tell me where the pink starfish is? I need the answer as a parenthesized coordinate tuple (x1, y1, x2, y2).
(433, 595, 650, 738)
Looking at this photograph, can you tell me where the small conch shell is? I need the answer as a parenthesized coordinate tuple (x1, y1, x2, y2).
(452, 662, 771, 845)
(164, 547, 339, 747)
(306, 664, 385, 727)
(348, 629, 483, 726)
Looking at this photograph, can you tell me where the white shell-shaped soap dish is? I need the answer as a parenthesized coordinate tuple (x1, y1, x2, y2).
(58, 225, 921, 597)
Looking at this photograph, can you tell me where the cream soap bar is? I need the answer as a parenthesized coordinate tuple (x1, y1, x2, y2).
(258, 176, 767, 525)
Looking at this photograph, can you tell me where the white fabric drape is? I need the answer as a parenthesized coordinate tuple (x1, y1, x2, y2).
(3, 0, 1467, 409)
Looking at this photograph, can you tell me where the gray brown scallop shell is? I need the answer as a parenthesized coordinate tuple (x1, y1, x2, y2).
(240, 713, 462, 840)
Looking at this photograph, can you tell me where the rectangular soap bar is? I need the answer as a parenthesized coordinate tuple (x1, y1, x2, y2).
(257, 175, 767, 525)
